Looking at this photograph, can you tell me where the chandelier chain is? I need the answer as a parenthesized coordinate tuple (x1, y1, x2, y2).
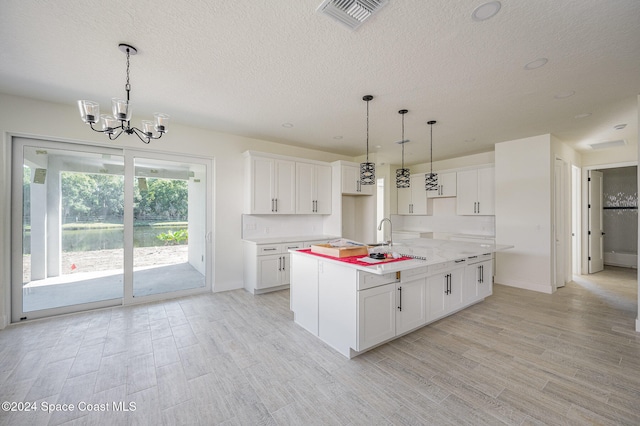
(125, 49, 131, 99)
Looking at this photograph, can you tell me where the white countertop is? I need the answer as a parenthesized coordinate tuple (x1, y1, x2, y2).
(243, 235, 340, 244)
(290, 237, 513, 275)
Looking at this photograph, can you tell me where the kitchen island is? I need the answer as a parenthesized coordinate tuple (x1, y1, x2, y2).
(290, 238, 512, 358)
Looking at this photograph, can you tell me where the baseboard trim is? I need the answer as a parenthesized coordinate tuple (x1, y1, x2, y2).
(0, 314, 7, 330)
(494, 277, 554, 294)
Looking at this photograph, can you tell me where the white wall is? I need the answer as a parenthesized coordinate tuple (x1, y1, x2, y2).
(495, 134, 553, 293)
(0, 93, 352, 328)
(637, 94, 640, 333)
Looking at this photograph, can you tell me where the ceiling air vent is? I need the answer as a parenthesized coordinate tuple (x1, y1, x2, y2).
(589, 139, 627, 150)
(317, 0, 389, 30)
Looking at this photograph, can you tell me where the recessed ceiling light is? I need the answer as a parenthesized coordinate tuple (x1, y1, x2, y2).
(282, 123, 294, 128)
(614, 124, 627, 130)
(464, 138, 476, 143)
(375, 145, 382, 149)
(333, 135, 343, 139)
(554, 90, 575, 99)
(574, 113, 591, 119)
(472, 1, 501, 21)
(524, 58, 548, 70)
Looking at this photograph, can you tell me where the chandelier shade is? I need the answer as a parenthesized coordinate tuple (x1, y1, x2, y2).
(396, 109, 410, 188)
(77, 44, 169, 144)
(360, 95, 375, 185)
(425, 120, 439, 191)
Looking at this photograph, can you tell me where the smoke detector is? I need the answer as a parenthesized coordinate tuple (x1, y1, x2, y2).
(317, 0, 389, 30)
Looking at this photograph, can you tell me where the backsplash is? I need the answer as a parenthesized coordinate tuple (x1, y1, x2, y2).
(241, 214, 327, 240)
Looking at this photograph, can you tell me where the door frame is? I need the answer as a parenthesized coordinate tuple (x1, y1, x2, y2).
(582, 161, 637, 275)
(9, 136, 214, 322)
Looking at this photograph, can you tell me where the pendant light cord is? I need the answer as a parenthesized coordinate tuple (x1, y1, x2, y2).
(429, 122, 433, 175)
(401, 113, 405, 168)
(125, 48, 131, 102)
(366, 98, 370, 162)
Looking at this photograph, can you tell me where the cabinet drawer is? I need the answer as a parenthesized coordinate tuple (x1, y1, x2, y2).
(357, 271, 399, 291)
(401, 266, 428, 282)
(428, 261, 452, 273)
(283, 243, 303, 251)
(258, 245, 282, 255)
(466, 253, 492, 264)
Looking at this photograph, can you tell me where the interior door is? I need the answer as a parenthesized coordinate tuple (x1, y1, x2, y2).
(588, 170, 604, 273)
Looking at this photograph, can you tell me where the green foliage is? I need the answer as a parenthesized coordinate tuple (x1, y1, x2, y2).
(56, 173, 188, 223)
(135, 178, 188, 221)
(156, 229, 188, 245)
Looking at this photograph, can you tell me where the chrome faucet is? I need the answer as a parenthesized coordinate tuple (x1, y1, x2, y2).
(378, 218, 393, 247)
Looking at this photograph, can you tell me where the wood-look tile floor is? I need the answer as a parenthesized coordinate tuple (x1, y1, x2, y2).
(1, 267, 638, 425)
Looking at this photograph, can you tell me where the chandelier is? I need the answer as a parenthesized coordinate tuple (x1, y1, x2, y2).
(395, 109, 410, 188)
(77, 44, 169, 144)
(360, 95, 375, 185)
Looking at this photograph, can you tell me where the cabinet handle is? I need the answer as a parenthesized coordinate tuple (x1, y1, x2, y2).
(282, 256, 286, 271)
(397, 286, 402, 311)
(477, 265, 482, 283)
(357, 180, 361, 192)
(275, 198, 278, 212)
(263, 248, 277, 251)
(480, 265, 484, 283)
(447, 273, 452, 294)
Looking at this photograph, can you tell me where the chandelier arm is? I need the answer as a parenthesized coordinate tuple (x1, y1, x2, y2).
(131, 127, 152, 144)
(108, 128, 125, 140)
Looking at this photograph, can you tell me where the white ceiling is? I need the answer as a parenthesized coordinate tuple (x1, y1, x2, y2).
(1, 0, 639, 165)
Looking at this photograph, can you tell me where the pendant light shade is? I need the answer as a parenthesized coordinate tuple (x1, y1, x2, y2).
(425, 120, 438, 190)
(395, 109, 410, 188)
(360, 95, 375, 185)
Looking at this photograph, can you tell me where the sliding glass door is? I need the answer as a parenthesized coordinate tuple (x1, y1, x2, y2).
(11, 139, 212, 322)
(129, 154, 208, 299)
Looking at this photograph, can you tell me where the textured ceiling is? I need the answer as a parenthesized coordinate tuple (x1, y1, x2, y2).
(1, 0, 639, 165)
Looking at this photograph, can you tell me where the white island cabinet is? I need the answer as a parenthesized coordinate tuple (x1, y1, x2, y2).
(290, 239, 512, 358)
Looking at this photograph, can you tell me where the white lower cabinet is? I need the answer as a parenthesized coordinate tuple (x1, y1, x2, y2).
(291, 252, 494, 358)
(466, 254, 493, 300)
(243, 241, 303, 294)
(357, 283, 397, 351)
(396, 276, 428, 335)
(426, 261, 466, 321)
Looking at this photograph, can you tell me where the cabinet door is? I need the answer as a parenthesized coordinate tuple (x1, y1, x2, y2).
(296, 162, 315, 214)
(357, 283, 396, 351)
(314, 164, 332, 214)
(341, 165, 359, 194)
(274, 160, 296, 214)
(427, 273, 448, 321)
(476, 167, 495, 215)
(251, 157, 276, 214)
(397, 187, 412, 215)
(427, 172, 456, 198)
(410, 174, 427, 214)
(257, 255, 282, 289)
(456, 169, 478, 215)
(396, 279, 427, 335)
(447, 266, 466, 312)
(476, 260, 493, 299)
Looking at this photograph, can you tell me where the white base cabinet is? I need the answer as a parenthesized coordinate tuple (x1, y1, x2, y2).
(291, 252, 493, 358)
(466, 254, 493, 300)
(243, 241, 303, 294)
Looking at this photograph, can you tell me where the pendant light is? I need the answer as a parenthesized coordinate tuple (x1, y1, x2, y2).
(395, 109, 410, 188)
(425, 120, 438, 190)
(360, 95, 375, 185)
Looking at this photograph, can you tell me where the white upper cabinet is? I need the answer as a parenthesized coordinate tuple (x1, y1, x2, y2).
(341, 163, 374, 195)
(245, 155, 296, 214)
(426, 171, 457, 198)
(296, 162, 332, 214)
(397, 174, 427, 215)
(456, 167, 495, 215)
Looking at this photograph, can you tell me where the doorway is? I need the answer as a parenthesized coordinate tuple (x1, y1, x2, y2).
(11, 138, 212, 322)
(585, 163, 638, 274)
